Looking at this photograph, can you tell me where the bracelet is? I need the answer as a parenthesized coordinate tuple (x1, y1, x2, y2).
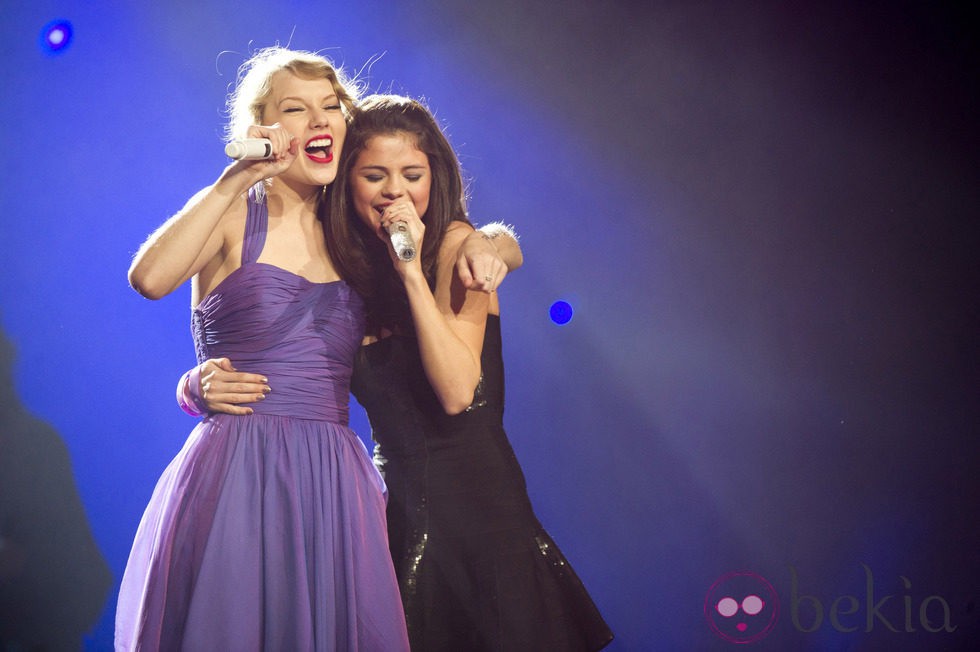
(176, 366, 208, 417)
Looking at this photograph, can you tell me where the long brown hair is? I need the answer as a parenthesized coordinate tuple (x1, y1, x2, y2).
(326, 95, 471, 334)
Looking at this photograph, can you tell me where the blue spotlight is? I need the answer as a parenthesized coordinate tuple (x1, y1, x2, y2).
(549, 300, 574, 325)
(40, 20, 73, 54)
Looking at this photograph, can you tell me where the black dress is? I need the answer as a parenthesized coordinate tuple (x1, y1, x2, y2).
(352, 315, 613, 652)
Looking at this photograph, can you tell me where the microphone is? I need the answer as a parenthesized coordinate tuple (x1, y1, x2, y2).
(385, 221, 417, 262)
(224, 138, 273, 160)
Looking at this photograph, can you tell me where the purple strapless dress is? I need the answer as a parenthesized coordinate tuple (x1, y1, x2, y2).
(115, 193, 409, 651)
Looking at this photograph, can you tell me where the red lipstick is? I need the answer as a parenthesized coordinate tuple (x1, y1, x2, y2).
(304, 135, 333, 163)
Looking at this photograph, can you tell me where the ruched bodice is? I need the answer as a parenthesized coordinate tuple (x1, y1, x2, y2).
(192, 265, 363, 422)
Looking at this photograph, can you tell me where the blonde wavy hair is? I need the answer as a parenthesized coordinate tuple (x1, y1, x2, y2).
(225, 46, 361, 144)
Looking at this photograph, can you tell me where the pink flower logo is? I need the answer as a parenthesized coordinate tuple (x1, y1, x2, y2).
(705, 570, 780, 644)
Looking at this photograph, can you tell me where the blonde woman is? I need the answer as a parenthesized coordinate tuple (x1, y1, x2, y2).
(116, 48, 409, 651)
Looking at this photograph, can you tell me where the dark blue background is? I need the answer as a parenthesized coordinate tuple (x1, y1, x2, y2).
(1, 2, 977, 650)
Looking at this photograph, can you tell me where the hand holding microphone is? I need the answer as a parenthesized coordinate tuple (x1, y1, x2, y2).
(385, 221, 417, 262)
(381, 201, 421, 263)
(224, 124, 296, 163)
(225, 138, 273, 160)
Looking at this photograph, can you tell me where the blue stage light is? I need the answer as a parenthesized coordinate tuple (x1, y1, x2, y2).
(549, 300, 574, 325)
(40, 20, 73, 54)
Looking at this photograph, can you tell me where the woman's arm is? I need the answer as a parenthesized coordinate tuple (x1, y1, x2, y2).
(176, 358, 271, 416)
(128, 126, 297, 300)
(405, 222, 491, 414)
(377, 200, 489, 414)
(128, 176, 249, 300)
(455, 222, 523, 293)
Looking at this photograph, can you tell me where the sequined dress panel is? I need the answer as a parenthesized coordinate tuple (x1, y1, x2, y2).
(351, 315, 612, 651)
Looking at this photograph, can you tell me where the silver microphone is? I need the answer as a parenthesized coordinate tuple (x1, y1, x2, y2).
(224, 138, 273, 160)
(385, 221, 417, 261)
